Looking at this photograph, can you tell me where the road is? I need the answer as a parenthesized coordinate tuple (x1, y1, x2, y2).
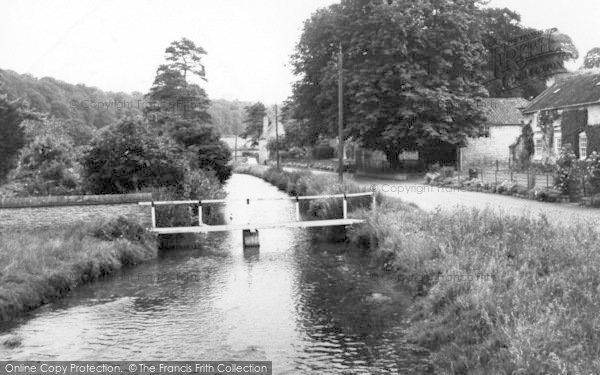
(285, 167, 600, 226)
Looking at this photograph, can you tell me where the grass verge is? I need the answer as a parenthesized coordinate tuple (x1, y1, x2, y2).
(0, 217, 157, 322)
(236, 164, 600, 374)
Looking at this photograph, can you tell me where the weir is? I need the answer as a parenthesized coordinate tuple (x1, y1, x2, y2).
(139, 192, 375, 247)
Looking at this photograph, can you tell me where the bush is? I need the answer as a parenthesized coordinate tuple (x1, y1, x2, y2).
(82, 119, 188, 194)
(554, 146, 582, 198)
(195, 140, 232, 184)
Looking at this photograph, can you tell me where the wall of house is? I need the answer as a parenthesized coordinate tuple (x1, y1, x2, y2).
(461, 125, 521, 167)
(531, 105, 600, 161)
(588, 105, 600, 126)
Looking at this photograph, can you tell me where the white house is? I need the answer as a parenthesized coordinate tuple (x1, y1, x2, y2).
(521, 71, 600, 162)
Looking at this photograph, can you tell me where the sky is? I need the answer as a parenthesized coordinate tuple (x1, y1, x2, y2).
(1, 0, 598, 103)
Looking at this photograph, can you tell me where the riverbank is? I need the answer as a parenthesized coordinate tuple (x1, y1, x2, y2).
(0, 217, 157, 323)
(234, 164, 600, 374)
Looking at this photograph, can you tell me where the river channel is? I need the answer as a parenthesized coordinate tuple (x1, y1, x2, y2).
(0, 174, 430, 374)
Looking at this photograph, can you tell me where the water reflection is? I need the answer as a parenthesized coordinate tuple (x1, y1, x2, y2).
(0, 174, 431, 373)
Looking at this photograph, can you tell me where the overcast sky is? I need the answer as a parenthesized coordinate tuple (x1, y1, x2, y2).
(1, 0, 598, 103)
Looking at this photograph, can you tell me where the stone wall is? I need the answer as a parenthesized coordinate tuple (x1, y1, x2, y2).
(461, 125, 521, 167)
(0, 193, 153, 232)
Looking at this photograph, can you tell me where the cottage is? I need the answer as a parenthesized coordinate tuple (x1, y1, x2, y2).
(522, 71, 600, 162)
(460, 98, 529, 168)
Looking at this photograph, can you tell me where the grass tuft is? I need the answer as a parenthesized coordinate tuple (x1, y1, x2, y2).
(0, 217, 157, 322)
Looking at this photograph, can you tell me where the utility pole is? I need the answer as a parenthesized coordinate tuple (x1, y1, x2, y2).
(234, 122, 238, 162)
(338, 42, 344, 182)
(275, 104, 280, 170)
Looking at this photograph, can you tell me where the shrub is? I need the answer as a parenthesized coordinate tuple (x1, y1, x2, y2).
(554, 146, 582, 198)
(195, 140, 232, 184)
(82, 119, 187, 194)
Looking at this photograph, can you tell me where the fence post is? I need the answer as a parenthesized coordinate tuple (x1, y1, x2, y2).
(151, 202, 156, 229)
(295, 196, 301, 221)
(343, 194, 348, 219)
(198, 200, 203, 226)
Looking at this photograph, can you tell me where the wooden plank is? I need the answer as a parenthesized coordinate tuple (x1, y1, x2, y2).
(149, 219, 365, 234)
(138, 192, 373, 206)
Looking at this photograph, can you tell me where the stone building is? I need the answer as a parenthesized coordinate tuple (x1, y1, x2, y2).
(460, 97, 529, 168)
(521, 71, 600, 163)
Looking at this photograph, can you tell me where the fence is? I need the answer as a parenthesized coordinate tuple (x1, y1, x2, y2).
(459, 167, 554, 190)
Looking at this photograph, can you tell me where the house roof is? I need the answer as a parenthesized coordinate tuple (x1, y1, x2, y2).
(522, 71, 600, 113)
(482, 97, 529, 125)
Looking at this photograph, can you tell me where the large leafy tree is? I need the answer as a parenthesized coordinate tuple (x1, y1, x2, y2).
(289, 0, 489, 165)
(240, 102, 266, 146)
(481, 8, 578, 98)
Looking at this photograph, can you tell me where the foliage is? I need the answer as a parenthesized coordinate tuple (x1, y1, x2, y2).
(144, 38, 232, 185)
(195, 141, 232, 184)
(539, 109, 560, 160)
(554, 145, 581, 197)
(0, 95, 27, 181)
(0, 69, 143, 135)
(289, 0, 488, 165)
(82, 119, 188, 194)
(583, 47, 600, 69)
(560, 109, 588, 158)
(0, 218, 156, 322)
(240, 102, 266, 146)
(208, 98, 251, 136)
(11, 132, 82, 196)
(585, 151, 600, 195)
(481, 9, 578, 98)
(346, 204, 600, 373)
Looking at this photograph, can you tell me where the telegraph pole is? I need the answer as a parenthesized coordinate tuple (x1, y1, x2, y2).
(234, 122, 238, 162)
(337, 42, 344, 182)
(275, 104, 280, 170)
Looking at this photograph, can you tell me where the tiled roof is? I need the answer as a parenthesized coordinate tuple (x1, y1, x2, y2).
(482, 97, 529, 125)
(522, 71, 600, 113)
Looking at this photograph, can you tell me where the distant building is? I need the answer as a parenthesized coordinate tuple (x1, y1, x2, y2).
(460, 98, 529, 168)
(258, 114, 285, 163)
(521, 71, 600, 163)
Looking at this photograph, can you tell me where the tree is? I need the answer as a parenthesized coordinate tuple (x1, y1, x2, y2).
(82, 119, 187, 194)
(289, 0, 488, 166)
(0, 94, 28, 180)
(165, 38, 207, 81)
(583, 48, 600, 69)
(481, 8, 578, 98)
(144, 38, 232, 184)
(240, 102, 266, 146)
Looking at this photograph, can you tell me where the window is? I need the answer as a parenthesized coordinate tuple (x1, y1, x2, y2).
(555, 134, 561, 154)
(535, 138, 543, 157)
(579, 132, 588, 159)
(482, 124, 490, 138)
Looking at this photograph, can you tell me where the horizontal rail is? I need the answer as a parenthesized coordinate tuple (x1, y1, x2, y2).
(149, 218, 365, 233)
(138, 192, 373, 206)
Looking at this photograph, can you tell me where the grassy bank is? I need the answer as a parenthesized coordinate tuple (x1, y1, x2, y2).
(236, 164, 600, 374)
(0, 217, 157, 322)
